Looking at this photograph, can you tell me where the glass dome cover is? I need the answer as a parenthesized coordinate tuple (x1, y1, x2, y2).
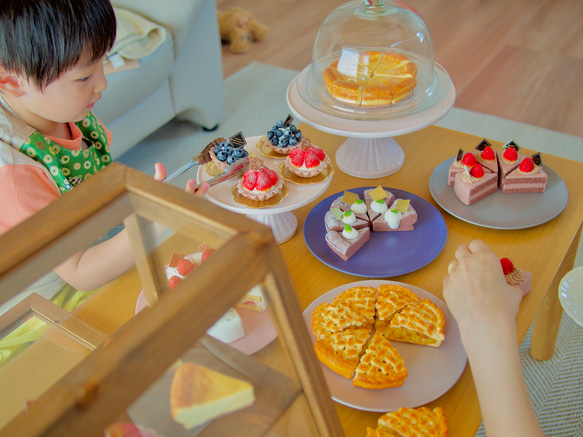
(298, 0, 450, 120)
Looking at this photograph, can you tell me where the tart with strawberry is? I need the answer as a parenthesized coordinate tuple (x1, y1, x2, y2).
(501, 153, 547, 194)
(500, 257, 532, 298)
(453, 162, 498, 205)
(236, 156, 284, 201)
(283, 137, 331, 178)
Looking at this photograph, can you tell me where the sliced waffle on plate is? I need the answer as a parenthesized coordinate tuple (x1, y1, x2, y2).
(314, 327, 372, 379)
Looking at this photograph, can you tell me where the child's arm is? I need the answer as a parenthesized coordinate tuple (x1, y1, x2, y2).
(53, 163, 209, 291)
(443, 240, 544, 437)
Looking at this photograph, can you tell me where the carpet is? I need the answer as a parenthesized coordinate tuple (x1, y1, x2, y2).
(117, 62, 583, 436)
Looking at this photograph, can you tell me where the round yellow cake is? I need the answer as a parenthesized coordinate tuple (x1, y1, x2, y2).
(323, 51, 417, 106)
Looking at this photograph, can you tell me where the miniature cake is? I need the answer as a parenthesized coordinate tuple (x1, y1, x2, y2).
(325, 225, 370, 261)
(497, 140, 527, 185)
(325, 208, 369, 232)
(262, 116, 303, 154)
(372, 199, 418, 232)
(475, 139, 498, 174)
(363, 187, 396, 222)
(500, 257, 532, 298)
(235, 284, 267, 312)
(236, 156, 283, 201)
(448, 149, 475, 186)
(284, 137, 330, 178)
(170, 362, 255, 429)
(367, 407, 448, 437)
(502, 154, 547, 194)
(453, 163, 498, 205)
(330, 193, 370, 223)
(323, 51, 418, 106)
(209, 134, 249, 172)
(206, 308, 245, 343)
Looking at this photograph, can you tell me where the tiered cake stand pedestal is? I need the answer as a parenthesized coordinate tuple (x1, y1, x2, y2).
(286, 64, 456, 179)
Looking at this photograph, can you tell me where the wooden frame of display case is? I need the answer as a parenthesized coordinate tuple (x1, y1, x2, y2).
(0, 163, 344, 437)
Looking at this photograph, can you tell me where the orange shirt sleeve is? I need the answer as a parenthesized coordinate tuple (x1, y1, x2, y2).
(0, 164, 60, 236)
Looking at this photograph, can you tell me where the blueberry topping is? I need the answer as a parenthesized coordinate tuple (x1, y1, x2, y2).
(216, 151, 227, 161)
(276, 120, 284, 128)
(278, 137, 289, 146)
(226, 155, 237, 164)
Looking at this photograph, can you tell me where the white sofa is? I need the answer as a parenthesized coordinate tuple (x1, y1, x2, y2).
(93, 0, 225, 159)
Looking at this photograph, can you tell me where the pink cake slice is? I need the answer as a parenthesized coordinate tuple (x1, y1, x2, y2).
(497, 149, 527, 185)
(453, 171, 498, 205)
(448, 152, 473, 186)
(325, 210, 369, 232)
(330, 196, 369, 222)
(372, 201, 418, 231)
(363, 188, 395, 222)
(325, 227, 370, 261)
(502, 166, 547, 193)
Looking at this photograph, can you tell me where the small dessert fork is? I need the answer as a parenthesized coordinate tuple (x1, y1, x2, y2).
(163, 138, 225, 183)
(195, 158, 249, 189)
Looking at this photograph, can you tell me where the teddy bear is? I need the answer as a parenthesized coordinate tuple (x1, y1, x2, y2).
(217, 7, 269, 54)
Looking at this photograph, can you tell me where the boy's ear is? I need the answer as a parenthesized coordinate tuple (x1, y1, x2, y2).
(0, 66, 24, 97)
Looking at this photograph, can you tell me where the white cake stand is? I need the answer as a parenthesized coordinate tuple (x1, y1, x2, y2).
(197, 136, 333, 244)
(286, 63, 456, 179)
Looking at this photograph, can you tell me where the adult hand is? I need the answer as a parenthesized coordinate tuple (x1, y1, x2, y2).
(443, 240, 522, 337)
(154, 163, 209, 197)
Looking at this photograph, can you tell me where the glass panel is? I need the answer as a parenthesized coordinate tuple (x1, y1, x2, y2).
(0, 313, 92, 428)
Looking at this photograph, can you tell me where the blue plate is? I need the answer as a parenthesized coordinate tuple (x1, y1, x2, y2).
(304, 187, 447, 277)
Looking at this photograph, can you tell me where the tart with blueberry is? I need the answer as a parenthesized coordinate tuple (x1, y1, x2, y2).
(208, 139, 249, 174)
(235, 156, 285, 203)
(257, 116, 303, 157)
(282, 137, 331, 179)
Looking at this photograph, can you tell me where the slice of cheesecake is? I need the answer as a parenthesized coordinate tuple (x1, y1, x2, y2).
(170, 362, 255, 429)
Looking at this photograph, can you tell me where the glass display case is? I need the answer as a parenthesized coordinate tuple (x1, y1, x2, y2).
(0, 163, 343, 436)
(287, 0, 455, 178)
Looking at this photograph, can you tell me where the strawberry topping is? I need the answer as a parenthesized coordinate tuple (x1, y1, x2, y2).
(503, 147, 518, 162)
(469, 163, 485, 178)
(176, 258, 195, 276)
(481, 146, 495, 161)
(241, 157, 278, 191)
(304, 149, 320, 168)
(242, 170, 257, 190)
(500, 258, 515, 275)
(168, 276, 182, 289)
(461, 152, 477, 167)
(519, 157, 535, 173)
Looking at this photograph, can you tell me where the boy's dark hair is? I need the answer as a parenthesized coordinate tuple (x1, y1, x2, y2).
(0, 0, 116, 88)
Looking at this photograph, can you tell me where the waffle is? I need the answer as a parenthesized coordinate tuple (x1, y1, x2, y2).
(314, 327, 372, 379)
(353, 332, 408, 389)
(380, 299, 446, 347)
(367, 406, 448, 437)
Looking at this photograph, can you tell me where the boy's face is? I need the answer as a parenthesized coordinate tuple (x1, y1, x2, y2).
(13, 57, 107, 127)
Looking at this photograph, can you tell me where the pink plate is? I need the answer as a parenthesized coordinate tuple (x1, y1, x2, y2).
(135, 290, 277, 355)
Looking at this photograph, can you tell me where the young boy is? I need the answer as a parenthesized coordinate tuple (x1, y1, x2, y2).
(0, 0, 208, 295)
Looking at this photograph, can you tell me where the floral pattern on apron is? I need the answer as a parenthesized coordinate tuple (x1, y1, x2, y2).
(19, 111, 111, 192)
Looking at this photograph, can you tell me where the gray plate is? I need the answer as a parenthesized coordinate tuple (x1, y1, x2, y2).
(429, 159, 568, 229)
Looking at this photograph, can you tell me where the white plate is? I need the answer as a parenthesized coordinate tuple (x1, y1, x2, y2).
(196, 136, 333, 215)
(429, 158, 568, 229)
(559, 266, 583, 327)
(302, 280, 467, 412)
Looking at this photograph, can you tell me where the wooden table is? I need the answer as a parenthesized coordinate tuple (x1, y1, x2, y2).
(76, 124, 583, 436)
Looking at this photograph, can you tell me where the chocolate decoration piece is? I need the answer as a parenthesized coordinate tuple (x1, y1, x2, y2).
(229, 131, 247, 149)
(282, 114, 294, 127)
(532, 152, 543, 166)
(475, 138, 492, 151)
(456, 148, 464, 162)
(503, 139, 520, 150)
